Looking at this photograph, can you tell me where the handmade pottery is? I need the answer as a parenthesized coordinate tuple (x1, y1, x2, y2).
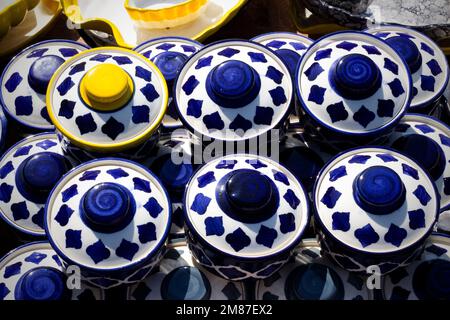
(44, 158, 172, 289)
(0, 0, 39, 39)
(313, 147, 439, 275)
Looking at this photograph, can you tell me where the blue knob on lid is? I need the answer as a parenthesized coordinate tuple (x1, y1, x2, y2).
(16, 152, 71, 204)
(14, 267, 70, 300)
(386, 36, 422, 74)
(28, 55, 65, 94)
(392, 134, 445, 180)
(161, 266, 211, 300)
(329, 53, 382, 100)
(276, 48, 301, 79)
(152, 51, 188, 86)
(285, 264, 344, 300)
(353, 166, 406, 215)
(206, 60, 261, 109)
(81, 182, 136, 233)
(152, 154, 193, 194)
(413, 260, 450, 300)
(216, 169, 278, 223)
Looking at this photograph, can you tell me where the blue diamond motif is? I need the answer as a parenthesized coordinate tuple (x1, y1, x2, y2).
(314, 48, 332, 61)
(362, 45, 381, 55)
(142, 50, 152, 58)
(415, 124, 434, 134)
(182, 75, 199, 95)
(304, 62, 324, 81)
(421, 75, 435, 92)
(40, 107, 51, 124)
(86, 240, 110, 264)
(246, 159, 267, 169)
(24, 252, 47, 264)
(402, 163, 419, 180)
(14, 145, 32, 157)
(137, 222, 157, 244)
(321, 187, 341, 209)
(113, 56, 132, 65)
(290, 42, 307, 50)
(332, 212, 350, 231)
(408, 209, 425, 230)
(336, 41, 358, 51)
(69, 62, 85, 75)
(75, 113, 97, 135)
(56, 77, 74, 96)
(203, 112, 224, 130)
(182, 45, 197, 53)
(248, 52, 267, 63)
(439, 134, 450, 147)
(225, 228, 251, 252)
(65, 229, 82, 249)
(308, 85, 326, 105)
(266, 66, 284, 84)
(279, 213, 296, 234)
(413, 185, 432, 205)
(143, 197, 163, 218)
(377, 99, 395, 117)
(284, 189, 300, 209)
(327, 101, 348, 123)
(195, 56, 213, 69)
(256, 225, 278, 248)
(205, 216, 224, 236)
(133, 177, 151, 193)
(254, 106, 274, 125)
(269, 86, 287, 106)
(62, 184, 78, 202)
(388, 78, 405, 97)
(156, 43, 175, 51)
(0, 161, 13, 179)
(266, 40, 286, 49)
(349, 155, 371, 164)
(36, 139, 57, 150)
(131, 105, 150, 124)
(273, 171, 289, 185)
(4, 262, 21, 278)
(421, 42, 434, 55)
(141, 83, 160, 102)
(0, 183, 13, 203)
(59, 48, 78, 57)
(58, 99, 75, 119)
(55, 204, 74, 227)
(107, 168, 129, 179)
(187, 99, 203, 118)
(353, 106, 375, 128)
(426, 59, 442, 76)
(329, 165, 347, 182)
(135, 66, 152, 81)
(27, 48, 48, 58)
(354, 224, 379, 247)
(90, 54, 111, 62)
(229, 114, 252, 132)
(383, 58, 399, 75)
(11, 202, 29, 220)
(216, 159, 237, 169)
(190, 193, 211, 215)
(5, 72, 22, 93)
(197, 171, 215, 188)
(384, 224, 407, 247)
(376, 153, 398, 162)
(116, 239, 139, 261)
(101, 117, 125, 140)
(15, 96, 32, 116)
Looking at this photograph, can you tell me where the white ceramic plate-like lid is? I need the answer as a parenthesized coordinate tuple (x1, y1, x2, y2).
(184, 154, 309, 259)
(174, 40, 293, 142)
(366, 26, 449, 110)
(0, 40, 89, 130)
(0, 241, 104, 300)
(314, 147, 439, 254)
(0, 133, 70, 236)
(46, 47, 168, 153)
(45, 158, 171, 271)
(296, 31, 411, 136)
(383, 234, 450, 300)
(387, 114, 450, 212)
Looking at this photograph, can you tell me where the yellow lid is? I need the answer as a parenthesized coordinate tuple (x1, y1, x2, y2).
(80, 64, 134, 111)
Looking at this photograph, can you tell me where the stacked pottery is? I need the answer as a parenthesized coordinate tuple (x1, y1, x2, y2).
(46, 47, 169, 163)
(134, 37, 204, 131)
(313, 147, 439, 275)
(295, 31, 411, 152)
(127, 242, 246, 300)
(0, 242, 104, 300)
(365, 26, 449, 117)
(0, 40, 90, 133)
(255, 239, 372, 300)
(0, 133, 73, 238)
(44, 159, 172, 289)
(183, 154, 310, 280)
(174, 40, 293, 156)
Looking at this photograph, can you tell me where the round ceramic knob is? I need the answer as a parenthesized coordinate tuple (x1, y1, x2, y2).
(154, 154, 193, 192)
(153, 51, 189, 85)
(28, 55, 65, 94)
(329, 53, 382, 100)
(385, 36, 422, 74)
(206, 60, 261, 109)
(353, 166, 406, 215)
(392, 134, 446, 180)
(285, 264, 344, 300)
(161, 266, 211, 300)
(15, 267, 69, 300)
(276, 49, 301, 78)
(81, 182, 136, 233)
(16, 152, 70, 203)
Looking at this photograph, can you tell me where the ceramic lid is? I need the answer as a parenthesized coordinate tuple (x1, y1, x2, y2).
(184, 154, 309, 259)
(251, 32, 313, 79)
(0, 40, 90, 130)
(0, 241, 104, 300)
(383, 234, 450, 300)
(128, 243, 245, 300)
(134, 37, 204, 129)
(0, 133, 71, 236)
(386, 114, 450, 212)
(174, 40, 293, 142)
(46, 47, 168, 152)
(296, 31, 411, 136)
(314, 147, 439, 254)
(256, 239, 371, 300)
(366, 26, 449, 110)
(45, 158, 171, 271)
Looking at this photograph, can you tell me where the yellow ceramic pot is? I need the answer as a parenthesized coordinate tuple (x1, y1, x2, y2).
(0, 0, 39, 39)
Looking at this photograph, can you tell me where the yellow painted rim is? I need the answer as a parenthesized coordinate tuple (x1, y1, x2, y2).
(46, 47, 169, 152)
(124, 0, 207, 21)
(61, 0, 248, 48)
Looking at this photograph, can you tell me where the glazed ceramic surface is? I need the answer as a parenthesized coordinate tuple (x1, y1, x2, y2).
(0, 0, 39, 39)
(0, 107, 7, 153)
(61, 0, 247, 48)
(0, 133, 71, 237)
(0, 40, 89, 131)
(314, 147, 439, 274)
(45, 158, 172, 288)
(184, 154, 309, 280)
(366, 26, 449, 112)
(134, 37, 203, 129)
(174, 40, 293, 144)
(46, 47, 168, 156)
(127, 243, 245, 300)
(0, 241, 104, 300)
(386, 114, 450, 212)
(382, 234, 450, 300)
(256, 239, 372, 300)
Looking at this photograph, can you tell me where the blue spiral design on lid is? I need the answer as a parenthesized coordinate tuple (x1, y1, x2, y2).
(14, 267, 70, 300)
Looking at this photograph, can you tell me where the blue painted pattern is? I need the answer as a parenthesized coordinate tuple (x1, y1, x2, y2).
(408, 209, 425, 230)
(135, 66, 152, 81)
(279, 213, 295, 234)
(253, 106, 274, 125)
(137, 222, 157, 244)
(75, 113, 97, 135)
(86, 240, 111, 264)
(321, 187, 342, 209)
(131, 105, 150, 124)
(354, 223, 379, 247)
(205, 216, 225, 236)
(327, 102, 348, 123)
(69, 62, 86, 76)
(101, 117, 125, 140)
(384, 224, 407, 247)
(283, 189, 300, 209)
(332, 211, 350, 232)
(143, 197, 163, 218)
(24, 252, 47, 264)
(61, 184, 78, 202)
(58, 99, 76, 119)
(66, 229, 82, 249)
(11, 201, 30, 220)
(133, 177, 151, 193)
(115, 239, 139, 261)
(256, 225, 278, 248)
(107, 168, 129, 179)
(190, 193, 211, 215)
(55, 204, 74, 227)
(225, 228, 251, 252)
(353, 106, 375, 128)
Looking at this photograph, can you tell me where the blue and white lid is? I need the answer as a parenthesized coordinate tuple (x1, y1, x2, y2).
(386, 114, 450, 212)
(256, 239, 371, 300)
(314, 147, 439, 254)
(0, 40, 90, 131)
(174, 40, 293, 142)
(0, 133, 71, 236)
(127, 243, 245, 300)
(134, 37, 204, 129)
(366, 26, 449, 111)
(251, 32, 313, 79)
(383, 234, 450, 300)
(296, 31, 411, 136)
(45, 158, 171, 272)
(0, 242, 104, 300)
(184, 154, 309, 259)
